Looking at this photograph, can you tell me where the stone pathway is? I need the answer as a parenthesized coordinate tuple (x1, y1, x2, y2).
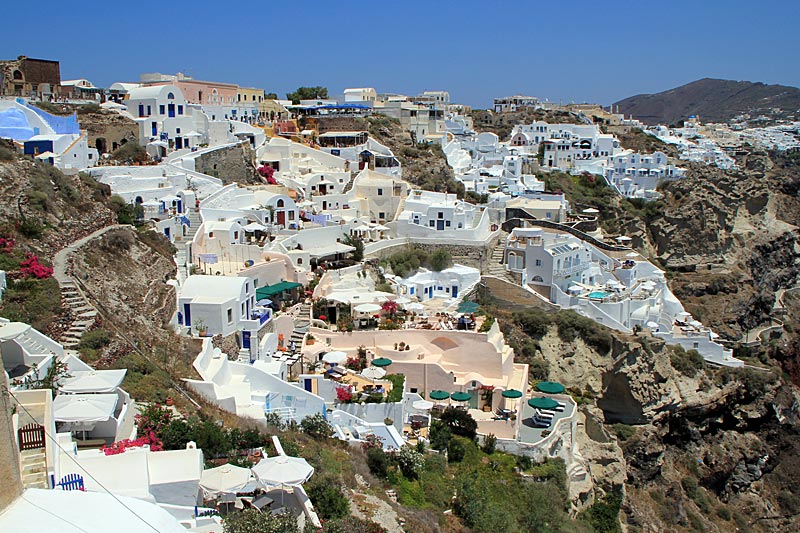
(52, 224, 128, 349)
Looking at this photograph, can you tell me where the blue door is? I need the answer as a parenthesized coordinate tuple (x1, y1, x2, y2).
(304, 379, 313, 392)
(452, 285, 458, 298)
(183, 304, 191, 326)
(151, 122, 157, 137)
(168, 104, 176, 118)
(437, 220, 445, 230)
(242, 331, 251, 349)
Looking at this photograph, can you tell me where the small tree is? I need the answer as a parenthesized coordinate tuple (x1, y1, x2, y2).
(447, 437, 466, 463)
(366, 447, 389, 478)
(343, 233, 364, 261)
(286, 86, 328, 104)
(481, 433, 497, 455)
(427, 249, 452, 271)
(393, 445, 424, 480)
(300, 413, 334, 439)
(428, 419, 452, 451)
(440, 406, 478, 440)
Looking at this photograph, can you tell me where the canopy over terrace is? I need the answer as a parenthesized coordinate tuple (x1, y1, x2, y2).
(256, 281, 302, 300)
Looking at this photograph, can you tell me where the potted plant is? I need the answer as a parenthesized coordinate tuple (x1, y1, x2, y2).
(306, 333, 316, 346)
(193, 319, 208, 337)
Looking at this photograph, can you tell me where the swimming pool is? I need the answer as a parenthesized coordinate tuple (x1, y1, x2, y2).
(587, 291, 610, 299)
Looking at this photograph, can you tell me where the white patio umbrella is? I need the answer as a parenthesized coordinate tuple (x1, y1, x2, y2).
(360, 366, 386, 380)
(406, 302, 424, 312)
(412, 400, 434, 411)
(625, 252, 639, 258)
(646, 321, 660, 329)
(200, 464, 254, 498)
(242, 222, 267, 232)
(60, 369, 127, 394)
(354, 303, 381, 314)
(615, 236, 632, 242)
(53, 394, 118, 423)
(148, 140, 169, 148)
(322, 351, 348, 364)
(252, 455, 314, 488)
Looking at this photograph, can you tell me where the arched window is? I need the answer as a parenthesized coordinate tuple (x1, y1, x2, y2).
(297, 258, 303, 265)
(12, 70, 22, 80)
(167, 92, 175, 100)
(532, 275, 544, 282)
(276, 199, 285, 208)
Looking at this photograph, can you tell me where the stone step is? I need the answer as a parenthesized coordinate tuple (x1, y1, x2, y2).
(77, 311, 98, 318)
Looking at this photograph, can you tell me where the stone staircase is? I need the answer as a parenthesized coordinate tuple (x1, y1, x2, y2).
(174, 209, 203, 285)
(485, 232, 519, 284)
(19, 448, 48, 489)
(59, 279, 98, 349)
(342, 171, 358, 194)
(288, 303, 312, 353)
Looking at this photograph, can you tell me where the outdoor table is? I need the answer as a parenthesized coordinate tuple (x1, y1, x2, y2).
(252, 495, 274, 510)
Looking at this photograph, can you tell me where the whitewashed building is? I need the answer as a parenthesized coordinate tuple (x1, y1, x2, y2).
(603, 151, 686, 199)
(177, 275, 256, 337)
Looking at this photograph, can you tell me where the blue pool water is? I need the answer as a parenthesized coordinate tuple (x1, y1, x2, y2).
(588, 291, 610, 299)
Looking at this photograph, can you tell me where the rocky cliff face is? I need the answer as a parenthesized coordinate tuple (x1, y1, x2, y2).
(531, 320, 800, 531)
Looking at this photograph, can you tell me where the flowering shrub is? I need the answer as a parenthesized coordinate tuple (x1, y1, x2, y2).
(101, 431, 162, 455)
(257, 164, 277, 184)
(0, 235, 14, 253)
(344, 356, 366, 372)
(380, 300, 398, 316)
(318, 315, 327, 322)
(335, 386, 353, 403)
(392, 445, 424, 480)
(19, 253, 53, 279)
(360, 433, 383, 451)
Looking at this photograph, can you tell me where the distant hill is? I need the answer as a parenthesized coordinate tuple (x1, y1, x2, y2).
(614, 78, 800, 125)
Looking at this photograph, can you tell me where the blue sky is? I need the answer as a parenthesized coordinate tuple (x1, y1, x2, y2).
(2, 0, 798, 107)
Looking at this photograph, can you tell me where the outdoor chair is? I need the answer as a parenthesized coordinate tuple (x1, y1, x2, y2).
(57, 473, 85, 491)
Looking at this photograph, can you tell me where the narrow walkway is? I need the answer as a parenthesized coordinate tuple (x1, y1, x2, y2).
(52, 224, 129, 349)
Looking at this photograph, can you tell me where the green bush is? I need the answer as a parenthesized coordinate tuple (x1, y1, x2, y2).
(669, 345, 705, 377)
(715, 506, 732, 521)
(78, 328, 112, 350)
(384, 373, 405, 403)
(513, 309, 553, 338)
(300, 413, 334, 439)
(481, 433, 497, 454)
(447, 436, 466, 463)
(427, 249, 452, 271)
(579, 488, 622, 533)
(306, 477, 349, 520)
(366, 447, 388, 478)
(223, 508, 297, 533)
(0, 277, 60, 332)
(610, 423, 636, 442)
(428, 419, 451, 451)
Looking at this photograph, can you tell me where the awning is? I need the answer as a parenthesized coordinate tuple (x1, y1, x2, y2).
(53, 394, 118, 423)
(256, 281, 302, 299)
(307, 242, 355, 259)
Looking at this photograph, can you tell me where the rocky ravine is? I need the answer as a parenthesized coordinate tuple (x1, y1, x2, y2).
(534, 323, 800, 531)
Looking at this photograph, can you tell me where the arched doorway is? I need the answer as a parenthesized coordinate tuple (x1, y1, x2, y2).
(95, 138, 107, 154)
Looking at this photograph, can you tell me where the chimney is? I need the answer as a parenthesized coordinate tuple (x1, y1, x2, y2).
(0, 350, 24, 511)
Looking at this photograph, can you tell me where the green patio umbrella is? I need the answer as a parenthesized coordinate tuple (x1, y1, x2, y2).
(371, 357, 393, 367)
(450, 391, 472, 402)
(528, 397, 559, 410)
(429, 390, 450, 401)
(501, 389, 523, 399)
(457, 301, 480, 314)
(535, 381, 565, 394)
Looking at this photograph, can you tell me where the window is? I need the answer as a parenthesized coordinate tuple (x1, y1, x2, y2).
(246, 282, 249, 291)
(227, 308, 233, 323)
(445, 220, 451, 227)
(410, 387, 418, 394)
(429, 220, 435, 227)
(233, 231, 239, 240)
(438, 212, 444, 219)
(288, 211, 295, 221)
(535, 259, 542, 266)
(378, 212, 385, 220)
(377, 188, 383, 196)
(147, 105, 151, 115)
(167, 92, 175, 100)
(241, 303, 245, 315)
(177, 105, 183, 115)
(159, 105, 165, 115)
(277, 199, 285, 208)
(208, 232, 214, 238)
(176, 128, 181, 134)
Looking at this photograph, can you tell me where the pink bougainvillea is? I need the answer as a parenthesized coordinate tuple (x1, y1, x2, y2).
(335, 386, 353, 403)
(0, 235, 14, 253)
(101, 430, 163, 455)
(19, 253, 53, 279)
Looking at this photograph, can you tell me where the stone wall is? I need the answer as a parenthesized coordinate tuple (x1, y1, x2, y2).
(195, 143, 259, 185)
